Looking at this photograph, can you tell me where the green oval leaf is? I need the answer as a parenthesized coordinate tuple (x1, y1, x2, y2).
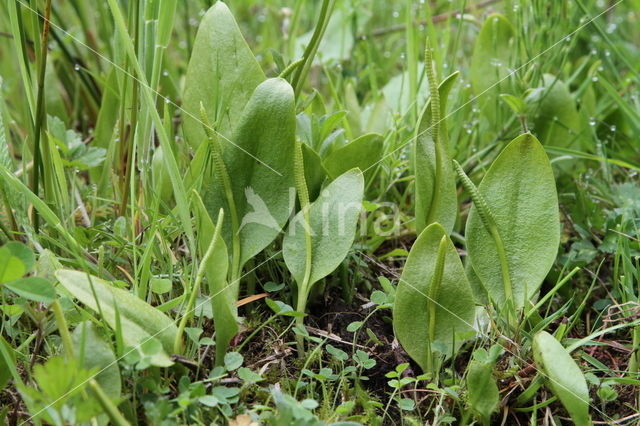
(203, 78, 296, 272)
(5, 242, 35, 273)
(323, 133, 384, 182)
(4, 277, 55, 304)
(56, 269, 177, 366)
(466, 133, 559, 310)
(283, 168, 364, 289)
(183, 1, 265, 148)
(72, 321, 121, 401)
(393, 223, 475, 372)
(533, 331, 591, 425)
(0, 242, 32, 283)
(527, 74, 581, 149)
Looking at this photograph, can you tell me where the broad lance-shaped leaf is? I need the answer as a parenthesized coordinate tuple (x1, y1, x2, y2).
(533, 331, 591, 426)
(283, 169, 364, 305)
(414, 71, 459, 234)
(470, 13, 515, 125)
(393, 223, 475, 372)
(465, 133, 559, 310)
(56, 269, 177, 366)
(322, 133, 383, 183)
(203, 78, 296, 279)
(183, 1, 265, 148)
(72, 321, 121, 401)
(193, 194, 236, 366)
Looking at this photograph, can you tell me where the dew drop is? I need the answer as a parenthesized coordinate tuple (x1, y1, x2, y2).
(392, 10, 400, 18)
(589, 117, 596, 126)
(74, 64, 80, 71)
(591, 76, 599, 82)
(610, 125, 616, 132)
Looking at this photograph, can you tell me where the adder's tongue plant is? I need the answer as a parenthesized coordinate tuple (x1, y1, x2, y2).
(2, 0, 639, 423)
(456, 133, 560, 317)
(283, 141, 364, 354)
(393, 223, 475, 375)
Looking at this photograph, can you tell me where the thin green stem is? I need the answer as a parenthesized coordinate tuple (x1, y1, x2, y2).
(427, 236, 448, 343)
(200, 105, 241, 286)
(236, 314, 277, 353)
(51, 300, 74, 360)
(424, 39, 444, 226)
(174, 209, 224, 354)
(293, 140, 313, 356)
(291, 0, 336, 96)
(88, 380, 131, 426)
(453, 160, 513, 307)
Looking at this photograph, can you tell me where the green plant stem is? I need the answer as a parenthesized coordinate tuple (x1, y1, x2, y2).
(427, 236, 447, 343)
(88, 380, 131, 426)
(453, 160, 513, 307)
(200, 105, 241, 288)
(278, 58, 304, 80)
(118, 0, 140, 218)
(424, 39, 443, 227)
(291, 0, 336, 96)
(51, 300, 74, 360)
(489, 227, 513, 303)
(293, 141, 313, 356)
(236, 314, 277, 353)
(31, 0, 52, 232)
(524, 267, 579, 322)
(630, 325, 640, 373)
(174, 209, 224, 354)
